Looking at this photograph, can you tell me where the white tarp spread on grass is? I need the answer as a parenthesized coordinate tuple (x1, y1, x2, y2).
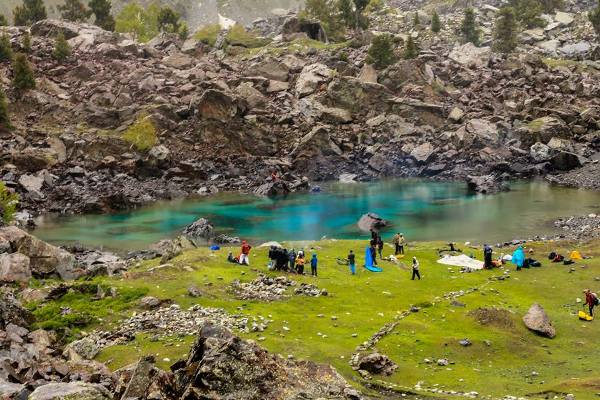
(437, 254, 484, 271)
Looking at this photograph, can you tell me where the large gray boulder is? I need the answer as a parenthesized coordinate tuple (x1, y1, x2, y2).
(295, 63, 333, 97)
(28, 382, 111, 400)
(0, 253, 32, 283)
(357, 213, 389, 232)
(183, 218, 214, 239)
(247, 58, 289, 82)
(523, 116, 570, 145)
(523, 303, 556, 338)
(449, 43, 491, 68)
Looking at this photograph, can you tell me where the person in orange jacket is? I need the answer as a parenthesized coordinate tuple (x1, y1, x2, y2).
(584, 289, 599, 317)
(239, 240, 252, 265)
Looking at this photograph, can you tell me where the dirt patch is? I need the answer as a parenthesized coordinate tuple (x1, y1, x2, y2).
(468, 307, 515, 330)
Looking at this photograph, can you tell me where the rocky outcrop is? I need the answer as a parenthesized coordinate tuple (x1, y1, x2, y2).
(466, 175, 510, 195)
(0, 227, 77, 280)
(357, 213, 389, 232)
(183, 218, 214, 239)
(523, 303, 556, 338)
(28, 382, 112, 400)
(171, 324, 359, 400)
(354, 352, 398, 376)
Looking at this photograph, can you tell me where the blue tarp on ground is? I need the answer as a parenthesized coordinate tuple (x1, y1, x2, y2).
(364, 247, 383, 272)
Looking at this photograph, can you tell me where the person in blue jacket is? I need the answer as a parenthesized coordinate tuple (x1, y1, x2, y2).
(310, 253, 318, 277)
(512, 246, 525, 271)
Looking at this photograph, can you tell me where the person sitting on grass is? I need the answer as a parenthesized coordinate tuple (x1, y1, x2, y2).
(348, 250, 356, 275)
(584, 289, 599, 317)
(411, 256, 421, 280)
(310, 253, 318, 277)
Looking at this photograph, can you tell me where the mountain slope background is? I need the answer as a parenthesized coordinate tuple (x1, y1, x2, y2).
(0, 0, 304, 29)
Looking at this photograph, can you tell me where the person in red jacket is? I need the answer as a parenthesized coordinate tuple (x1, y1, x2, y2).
(584, 289, 599, 317)
(239, 240, 252, 265)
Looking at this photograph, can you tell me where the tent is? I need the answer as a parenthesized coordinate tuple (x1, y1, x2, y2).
(364, 247, 382, 272)
(437, 254, 484, 271)
(570, 250, 583, 260)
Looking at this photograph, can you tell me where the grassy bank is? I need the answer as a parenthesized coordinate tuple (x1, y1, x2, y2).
(28, 239, 600, 399)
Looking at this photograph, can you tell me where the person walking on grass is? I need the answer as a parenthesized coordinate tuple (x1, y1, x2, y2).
(393, 233, 401, 255)
(310, 253, 318, 277)
(584, 289, 599, 317)
(411, 256, 421, 280)
(377, 236, 384, 259)
(348, 250, 356, 275)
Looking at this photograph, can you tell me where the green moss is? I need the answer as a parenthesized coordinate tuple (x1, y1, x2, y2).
(194, 24, 220, 47)
(225, 24, 271, 48)
(542, 58, 586, 71)
(122, 113, 158, 151)
(527, 118, 545, 132)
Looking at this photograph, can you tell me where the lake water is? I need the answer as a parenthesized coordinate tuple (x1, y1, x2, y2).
(32, 180, 600, 251)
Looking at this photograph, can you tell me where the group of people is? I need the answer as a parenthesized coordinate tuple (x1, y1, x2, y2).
(267, 246, 318, 276)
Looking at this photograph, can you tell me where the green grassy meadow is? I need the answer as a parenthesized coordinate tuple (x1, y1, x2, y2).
(28, 239, 600, 399)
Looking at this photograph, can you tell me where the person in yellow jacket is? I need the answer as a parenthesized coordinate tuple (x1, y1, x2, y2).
(295, 256, 305, 275)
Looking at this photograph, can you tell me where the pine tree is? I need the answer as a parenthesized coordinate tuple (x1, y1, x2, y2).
(59, 0, 92, 22)
(179, 23, 189, 40)
(431, 10, 441, 33)
(12, 53, 35, 93)
(13, 0, 47, 26)
(89, 0, 115, 31)
(53, 32, 71, 61)
(0, 14, 8, 26)
(22, 32, 31, 53)
(493, 6, 518, 53)
(540, 0, 563, 13)
(303, 0, 345, 40)
(403, 35, 418, 59)
(590, 0, 600, 37)
(413, 12, 420, 27)
(0, 88, 11, 131)
(461, 7, 480, 46)
(338, 0, 355, 28)
(157, 6, 180, 33)
(0, 181, 19, 225)
(0, 34, 13, 62)
(353, 0, 370, 29)
(510, 0, 545, 28)
(366, 33, 396, 69)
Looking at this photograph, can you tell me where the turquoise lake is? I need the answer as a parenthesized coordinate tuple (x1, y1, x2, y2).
(32, 180, 600, 251)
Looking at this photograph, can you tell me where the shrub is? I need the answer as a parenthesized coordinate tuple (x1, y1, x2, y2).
(493, 7, 518, 54)
(302, 0, 345, 40)
(0, 88, 12, 130)
(115, 2, 160, 43)
(431, 10, 441, 33)
(122, 113, 158, 151)
(13, 0, 47, 26)
(194, 24, 221, 46)
(89, 0, 116, 31)
(58, 0, 92, 22)
(461, 7, 480, 46)
(0, 14, 8, 26)
(12, 53, 35, 93)
(403, 35, 418, 59)
(22, 32, 31, 53)
(413, 11, 420, 27)
(225, 24, 270, 48)
(0, 33, 13, 62)
(366, 33, 396, 69)
(178, 22, 189, 40)
(510, 0, 545, 28)
(366, 0, 384, 13)
(0, 181, 19, 225)
(157, 6, 180, 33)
(590, 0, 600, 37)
(53, 32, 71, 62)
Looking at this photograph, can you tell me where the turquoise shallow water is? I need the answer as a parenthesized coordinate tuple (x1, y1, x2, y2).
(32, 180, 600, 251)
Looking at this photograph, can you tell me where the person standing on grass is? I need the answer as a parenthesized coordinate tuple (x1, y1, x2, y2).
(239, 240, 252, 265)
(584, 289, 599, 317)
(484, 244, 493, 269)
(393, 233, 401, 255)
(398, 233, 406, 255)
(288, 248, 296, 271)
(348, 250, 356, 275)
(310, 253, 318, 277)
(296, 255, 305, 275)
(377, 236, 384, 260)
(370, 243, 378, 266)
(411, 256, 421, 280)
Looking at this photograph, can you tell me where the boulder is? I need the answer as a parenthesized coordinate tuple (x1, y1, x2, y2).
(466, 175, 509, 195)
(162, 53, 194, 69)
(247, 58, 289, 82)
(523, 303, 556, 338)
(449, 43, 491, 68)
(236, 82, 267, 109)
(0, 227, 76, 280)
(410, 142, 436, 164)
(0, 253, 31, 283)
(0, 381, 26, 399)
(18, 174, 44, 197)
(524, 116, 570, 145)
(558, 41, 591, 58)
(356, 352, 397, 376)
(295, 63, 333, 97)
(466, 119, 499, 144)
(28, 382, 111, 400)
(554, 11, 574, 26)
(63, 337, 100, 360)
(254, 181, 290, 197)
(182, 218, 214, 239)
(358, 64, 378, 84)
(0, 289, 34, 329)
(171, 323, 354, 399)
(550, 151, 582, 171)
(448, 107, 464, 123)
(530, 142, 551, 162)
(197, 89, 239, 123)
(290, 125, 342, 160)
(139, 296, 162, 309)
(357, 213, 389, 232)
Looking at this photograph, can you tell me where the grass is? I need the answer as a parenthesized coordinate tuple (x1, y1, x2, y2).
(28, 239, 600, 399)
(194, 24, 221, 47)
(122, 113, 157, 151)
(225, 24, 271, 48)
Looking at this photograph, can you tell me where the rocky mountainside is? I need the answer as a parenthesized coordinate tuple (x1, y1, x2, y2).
(1, 2, 600, 220)
(0, 0, 304, 28)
